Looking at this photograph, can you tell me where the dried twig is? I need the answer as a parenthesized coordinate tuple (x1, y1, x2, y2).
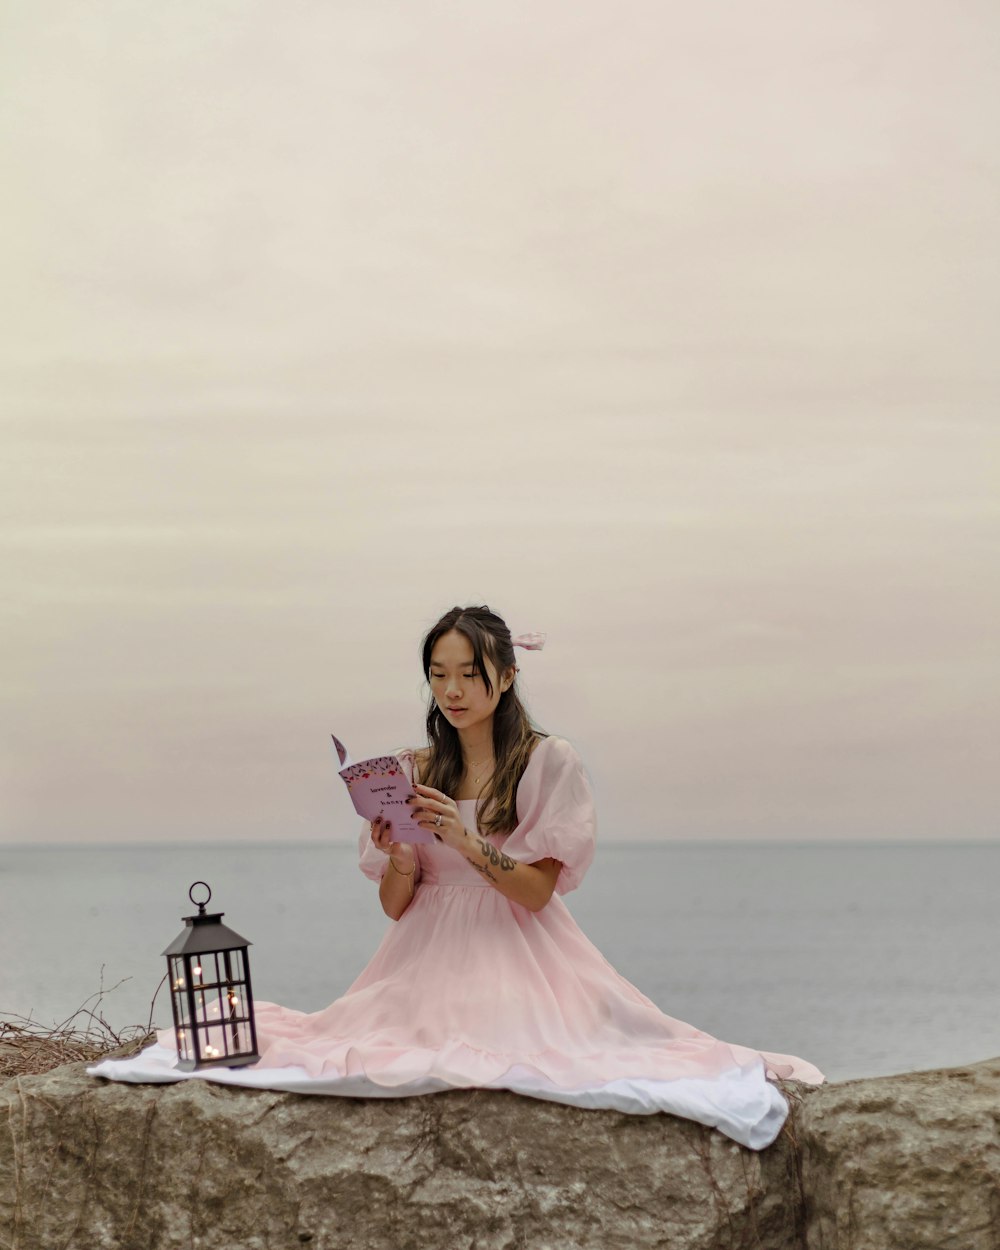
(0, 968, 161, 1079)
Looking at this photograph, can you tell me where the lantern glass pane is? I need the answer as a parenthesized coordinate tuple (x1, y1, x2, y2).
(171, 958, 192, 1028)
(189, 980, 231, 1060)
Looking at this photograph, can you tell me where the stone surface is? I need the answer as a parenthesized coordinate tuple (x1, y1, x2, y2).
(2, 1052, 999, 1250)
(797, 1055, 1000, 1250)
(1, 1053, 803, 1250)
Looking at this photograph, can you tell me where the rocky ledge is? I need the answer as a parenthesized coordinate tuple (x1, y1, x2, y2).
(2, 1051, 998, 1250)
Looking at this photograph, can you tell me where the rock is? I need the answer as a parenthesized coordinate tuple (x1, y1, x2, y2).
(0, 1053, 805, 1250)
(3, 1053, 999, 1250)
(797, 1055, 1000, 1250)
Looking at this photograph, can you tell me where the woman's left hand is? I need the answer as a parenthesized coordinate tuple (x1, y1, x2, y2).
(407, 783, 469, 850)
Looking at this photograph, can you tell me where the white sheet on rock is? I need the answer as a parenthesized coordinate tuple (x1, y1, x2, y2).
(87, 1043, 789, 1151)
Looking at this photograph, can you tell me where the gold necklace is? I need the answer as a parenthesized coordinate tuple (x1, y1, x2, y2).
(467, 757, 494, 787)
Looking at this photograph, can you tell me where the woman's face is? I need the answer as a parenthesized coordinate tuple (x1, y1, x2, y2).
(428, 629, 511, 739)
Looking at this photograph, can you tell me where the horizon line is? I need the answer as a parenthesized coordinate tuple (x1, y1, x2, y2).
(3, 837, 998, 851)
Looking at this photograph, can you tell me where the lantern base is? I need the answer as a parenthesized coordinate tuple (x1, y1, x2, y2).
(174, 1052, 261, 1072)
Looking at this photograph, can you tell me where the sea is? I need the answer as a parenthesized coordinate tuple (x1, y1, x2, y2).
(2, 840, 997, 1084)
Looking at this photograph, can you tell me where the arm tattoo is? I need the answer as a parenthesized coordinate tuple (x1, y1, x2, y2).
(466, 857, 497, 882)
(477, 838, 515, 873)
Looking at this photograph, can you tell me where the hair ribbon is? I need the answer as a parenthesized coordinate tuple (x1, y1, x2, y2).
(511, 632, 546, 650)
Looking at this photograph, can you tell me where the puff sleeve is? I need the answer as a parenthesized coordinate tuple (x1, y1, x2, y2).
(357, 747, 417, 883)
(500, 736, 597, 895)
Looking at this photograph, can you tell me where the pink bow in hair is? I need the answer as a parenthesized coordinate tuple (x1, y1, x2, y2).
(511, 631, 546, 650)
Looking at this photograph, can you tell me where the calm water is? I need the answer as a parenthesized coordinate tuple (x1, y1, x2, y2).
(2, 841, 998, 1083)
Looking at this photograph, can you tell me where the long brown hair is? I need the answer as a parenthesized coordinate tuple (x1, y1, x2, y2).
(417, 605, 547, 837)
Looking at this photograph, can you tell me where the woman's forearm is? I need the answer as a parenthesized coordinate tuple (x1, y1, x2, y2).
(378, 856, 420, 920)
(405, 783, 559, 910)
(459, 830, 560, 911)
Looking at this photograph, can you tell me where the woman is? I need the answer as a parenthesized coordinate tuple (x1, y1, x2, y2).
(91, 604, 824, 1150)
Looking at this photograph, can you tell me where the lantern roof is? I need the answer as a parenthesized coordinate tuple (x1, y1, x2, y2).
(162, 910, 253, 957)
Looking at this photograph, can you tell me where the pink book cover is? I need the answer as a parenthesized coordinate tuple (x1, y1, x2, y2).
(330, 735, 438, 845)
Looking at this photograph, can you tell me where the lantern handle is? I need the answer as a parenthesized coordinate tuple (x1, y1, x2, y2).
(188, 881, 212, 913)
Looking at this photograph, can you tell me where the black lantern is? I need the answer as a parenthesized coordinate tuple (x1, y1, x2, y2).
(162, 881, 260, 1071)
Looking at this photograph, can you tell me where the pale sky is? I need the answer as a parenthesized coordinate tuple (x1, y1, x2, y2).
(1, 0, 997, 844)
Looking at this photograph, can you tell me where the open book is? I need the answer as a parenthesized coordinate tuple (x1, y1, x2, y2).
(330, 735, 438, 845)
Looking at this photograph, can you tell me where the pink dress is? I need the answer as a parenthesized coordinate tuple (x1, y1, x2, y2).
(89, 735, 824, 1150)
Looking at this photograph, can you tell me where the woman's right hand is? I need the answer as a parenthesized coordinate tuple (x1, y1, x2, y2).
(370, 815, 416, 872)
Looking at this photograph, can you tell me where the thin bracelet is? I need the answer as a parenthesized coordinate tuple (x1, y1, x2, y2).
(388, 856, 415, 898)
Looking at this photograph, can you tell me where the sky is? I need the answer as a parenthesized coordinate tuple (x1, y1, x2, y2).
(1, 0, 997, 844)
